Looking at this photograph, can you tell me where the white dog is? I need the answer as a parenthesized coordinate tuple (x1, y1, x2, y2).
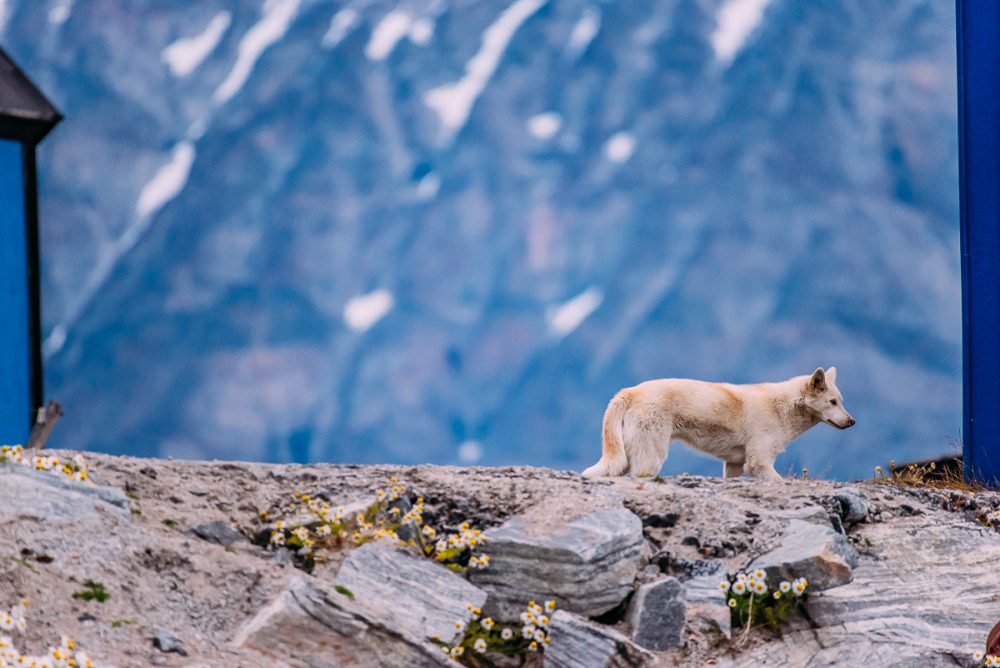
(582, 367, 855, 481)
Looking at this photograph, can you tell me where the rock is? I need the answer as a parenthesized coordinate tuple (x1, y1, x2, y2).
(544, 610, 656, 668)
(190, 520, 244, 548)
(0, 464, 129, 522)
(153, 628, 186, 655)
(625, 577, 686, 650)
(748, 519, 859, 591)
(334, 542, 487, 645)
(832, 488, 869, 525)
(470, 502, 644, 619)
(233, 575, 455, 667)
(684, 573, 731, 640)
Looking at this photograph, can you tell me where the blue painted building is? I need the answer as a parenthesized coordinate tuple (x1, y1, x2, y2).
(0, 48, 61, 445)
(956, 1, 1000, 487)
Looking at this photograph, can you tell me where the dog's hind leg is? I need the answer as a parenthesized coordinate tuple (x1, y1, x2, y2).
(723, 461, 744, 478)
(626, 422, 670, 478)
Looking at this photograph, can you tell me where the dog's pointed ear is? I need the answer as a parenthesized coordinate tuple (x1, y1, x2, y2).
(807, 367, 827, 393)
(825, 366, 837, 384)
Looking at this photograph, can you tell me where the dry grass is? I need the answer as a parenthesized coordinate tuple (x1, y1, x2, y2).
(872, 457, 989, 493)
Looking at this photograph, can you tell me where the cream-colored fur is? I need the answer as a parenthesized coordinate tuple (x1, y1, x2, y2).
(582, 367, 855, 481)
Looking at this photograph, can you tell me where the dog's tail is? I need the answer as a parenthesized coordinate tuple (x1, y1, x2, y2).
(582, 391, 631, 477)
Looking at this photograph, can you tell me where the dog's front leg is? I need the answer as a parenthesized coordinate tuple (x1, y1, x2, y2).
(745, 449, 782, 481)
(723, 461, 744, 478)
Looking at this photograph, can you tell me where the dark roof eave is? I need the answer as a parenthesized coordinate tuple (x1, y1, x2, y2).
(0, 113, 62, 144)
(0, 46, 62, 144)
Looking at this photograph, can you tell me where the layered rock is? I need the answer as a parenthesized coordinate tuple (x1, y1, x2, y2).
(544, 610, 656, 668)
(233, 575, 457, 667)
(334, 542, 487, 645)
(469, 502, 644, 619)
(748, 519, 860, 591)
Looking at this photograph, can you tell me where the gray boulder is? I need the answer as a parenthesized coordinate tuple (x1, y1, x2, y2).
(748, 519, 859, 591)
(153, 628, 186, 654)
(233, 575, 457, 667)
(544, 610, 655, 668)
(190, 520, 244, 548)
(335, 542, 487, 645)
(832, 488, 869, 525)
(470, 503, 644, 618)
(0, 464, 129, 522)
(625, 577, 686, 650)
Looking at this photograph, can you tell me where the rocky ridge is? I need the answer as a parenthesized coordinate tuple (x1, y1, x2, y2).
(2, 451, 999, 667)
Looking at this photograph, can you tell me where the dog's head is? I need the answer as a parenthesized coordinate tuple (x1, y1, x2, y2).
(802, 367, 855, 430)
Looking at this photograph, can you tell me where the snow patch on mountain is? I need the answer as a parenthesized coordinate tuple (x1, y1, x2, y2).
(424, 0, 547, 142)
(48, 0, 74, 26)
(548, 288, 604, 337)
(322, 7, 359, 49)
(214, 0, 300, 105)
(366, 9, 413, 61)
(567, 6, 600, 58)
(344, 289, 394, 333)
(711, 0, 771, 63)
(162, 12, 231, 78)
(527, 112, 562, 140)
(604, 131, 636, 163)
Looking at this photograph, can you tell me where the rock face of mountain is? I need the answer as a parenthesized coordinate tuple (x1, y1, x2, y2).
(0, 0, 961, 477)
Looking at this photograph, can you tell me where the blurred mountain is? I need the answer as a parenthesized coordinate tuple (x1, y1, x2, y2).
(0, 0, 961, 478)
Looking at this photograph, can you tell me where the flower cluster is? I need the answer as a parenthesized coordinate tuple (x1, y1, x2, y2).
(265, 476, 490, 573)
(0, 446, 89, 483)
(442, 600, 556, 664)
(974, 651, 998, 666)
(0, 600, 95, 668)
(429, 522, 490, 571)
(721, 570, 808, 631)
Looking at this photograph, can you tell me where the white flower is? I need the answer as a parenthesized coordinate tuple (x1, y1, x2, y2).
(719, 581, 730, 593)
(736, 572, 747, 582)
(481, 618, 494, 631)
(473, 638, 487, 653)
(754, 569, 766, 581)
(779, 581, 791, 593)
(501, 628, 513, 640)
(972, 651, 983, 662)
(533, 629, 545, 642)
(522, 626, 535, 639)
(728, 598, 737, 608)
(545, 600, 556, 612)
(732, 581, 746, 595)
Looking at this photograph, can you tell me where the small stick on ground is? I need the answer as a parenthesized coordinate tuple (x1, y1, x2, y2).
(26, 401, 62, 450)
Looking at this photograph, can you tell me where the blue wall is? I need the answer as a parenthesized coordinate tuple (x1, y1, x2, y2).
(0, 139, 29, 445)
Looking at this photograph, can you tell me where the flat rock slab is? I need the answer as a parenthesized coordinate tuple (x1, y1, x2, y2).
(335, 542, 487, 645)
(626, 577, 686, 650)
(234, 575, 457, 667)
(544, 610, 655, 668)
(748, 519, 859, 591)
(0, 464, 129, 522)
(470, 501, 644, 619)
